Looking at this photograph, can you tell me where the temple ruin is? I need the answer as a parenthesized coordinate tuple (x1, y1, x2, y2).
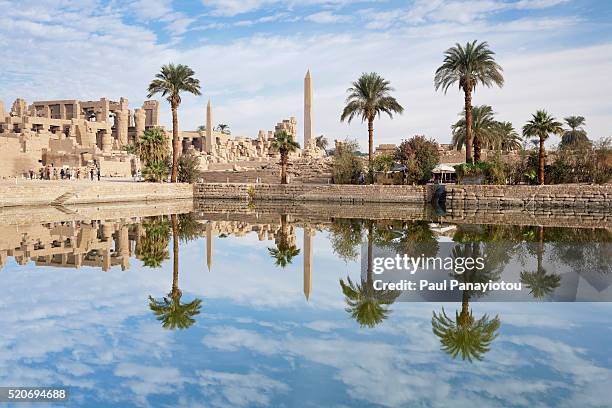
(0, 70, 327, 179)
(0, 97, 160, 178)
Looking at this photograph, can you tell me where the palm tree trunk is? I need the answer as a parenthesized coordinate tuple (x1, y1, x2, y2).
(171, 214, 180, 298)
(464, 89, 473, 164)
(538, 136, 545, 185)
(537, 226, 544, 273)
(473, 135, 481, 163)
(367, 221, 373, 285)
(280, 151, 288, 184)
(368, 117, 374, 184)
(459, 289, 470, 326)
(171, 104, 179, 183)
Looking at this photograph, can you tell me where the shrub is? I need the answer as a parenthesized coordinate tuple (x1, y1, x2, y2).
(178, 151, 200, 183)
(372, 154, 395, 172)
(395, 135, 439, 184)
(332, 139, 364, 184)
(454, 156, 512, 185)
(143, 159, 170, 183)
(548, 137, 611, 184)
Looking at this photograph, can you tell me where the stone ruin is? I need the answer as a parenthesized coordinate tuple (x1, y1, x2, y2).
(0, 70, 328, 179)
(0, 97, 161, 178)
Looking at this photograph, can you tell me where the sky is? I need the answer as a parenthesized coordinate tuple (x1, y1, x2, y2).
(0, 0, 611, 148)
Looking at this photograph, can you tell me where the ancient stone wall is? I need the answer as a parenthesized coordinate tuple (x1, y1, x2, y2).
(446, 184, 611, 209)
(0, 180, 193, 207)
(194, 182, 433, 203)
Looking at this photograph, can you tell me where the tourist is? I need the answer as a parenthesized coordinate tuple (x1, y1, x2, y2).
(29, 169, 34, 180)
(53, 168, 58, 180)
(97, 168, 101, 181)
(60, 169, 65, 179)
(90, 168, 94, 181)
(76, 168, 81, 180)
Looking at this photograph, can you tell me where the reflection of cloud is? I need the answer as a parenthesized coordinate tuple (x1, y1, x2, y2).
(197, 370, 289, 407)
(1, 228, 612, 407)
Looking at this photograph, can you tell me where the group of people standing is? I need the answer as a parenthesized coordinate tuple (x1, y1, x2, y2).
(28, 165, 101, 181)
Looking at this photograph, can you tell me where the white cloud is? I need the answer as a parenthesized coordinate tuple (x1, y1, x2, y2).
(305, 11, 351, 24)
(0, 0, 609, 153)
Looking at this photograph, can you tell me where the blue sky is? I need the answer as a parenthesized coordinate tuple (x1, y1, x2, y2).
(1, 0, 611, 147)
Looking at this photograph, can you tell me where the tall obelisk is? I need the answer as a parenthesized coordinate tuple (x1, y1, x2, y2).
(304, 70, 313, 147)
(205, 99, 214, 154)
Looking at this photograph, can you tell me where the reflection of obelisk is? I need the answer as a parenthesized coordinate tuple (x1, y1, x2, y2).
(304, 70, 313, 147)
(205, 99, 214, 154)
(206, 223, 213, 272)
(303, 227, 313, 300)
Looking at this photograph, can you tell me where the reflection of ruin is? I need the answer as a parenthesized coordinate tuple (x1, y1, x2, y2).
(198, 216, 315, 299)
(0, 221, 138, 272)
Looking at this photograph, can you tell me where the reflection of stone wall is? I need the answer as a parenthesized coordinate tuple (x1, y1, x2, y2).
(446, 184, 612, 209)
(194, 200, 612, 229)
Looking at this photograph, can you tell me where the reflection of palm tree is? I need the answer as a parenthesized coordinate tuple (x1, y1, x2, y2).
(340, 222, 400, 328)
(432, 242, 501, 361)
(139, 216, 170, 268)
(520, 226, 560, 299)
(329, 218, 364, 262)
(432, 291, 500, 362)
(268, 214, 300, 267)
(148, 214, 202, 330)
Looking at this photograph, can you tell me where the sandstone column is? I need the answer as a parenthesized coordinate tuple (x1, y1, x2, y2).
(303, 227, 313, 300)
(304, 70, 313, 147)
(205, 99, 214, 154)
(134, 108, 146, 139)
(101, 129, 112, 152)
(116, 98, 129, 146)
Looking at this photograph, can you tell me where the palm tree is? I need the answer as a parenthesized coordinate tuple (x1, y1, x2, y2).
(215, 123, 231, 135)
(268, 214, 300, 267)
(148, 214, 202, 330)
(562, 115, 589, 147)
(137, 127, 170, 165)
(340, 72, 404, 182)
(435, 41, 504, 164)
(271, 130, 300, 184)
(520, 226, 561, 299)
(315, 135, 328, 150)
(147, 64, 201, 182)
(493, 121, 522, 152)
(339, 222, 400, 328)
(451, 105, 496, 161)
(522, 110, 563, 184)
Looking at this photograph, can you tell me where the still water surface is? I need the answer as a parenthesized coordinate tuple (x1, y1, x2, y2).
(1, 208, 611, 407)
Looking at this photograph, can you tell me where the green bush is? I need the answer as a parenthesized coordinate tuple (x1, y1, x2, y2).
(548, 138, 611, 184)
(454, 158, 511, 185)
(143, 159, 170, 183)
(178, 152, 201, 183)
(332, 139, 364, 184)
(372, 154, 395, 172)
(395, 135, 439, 184)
